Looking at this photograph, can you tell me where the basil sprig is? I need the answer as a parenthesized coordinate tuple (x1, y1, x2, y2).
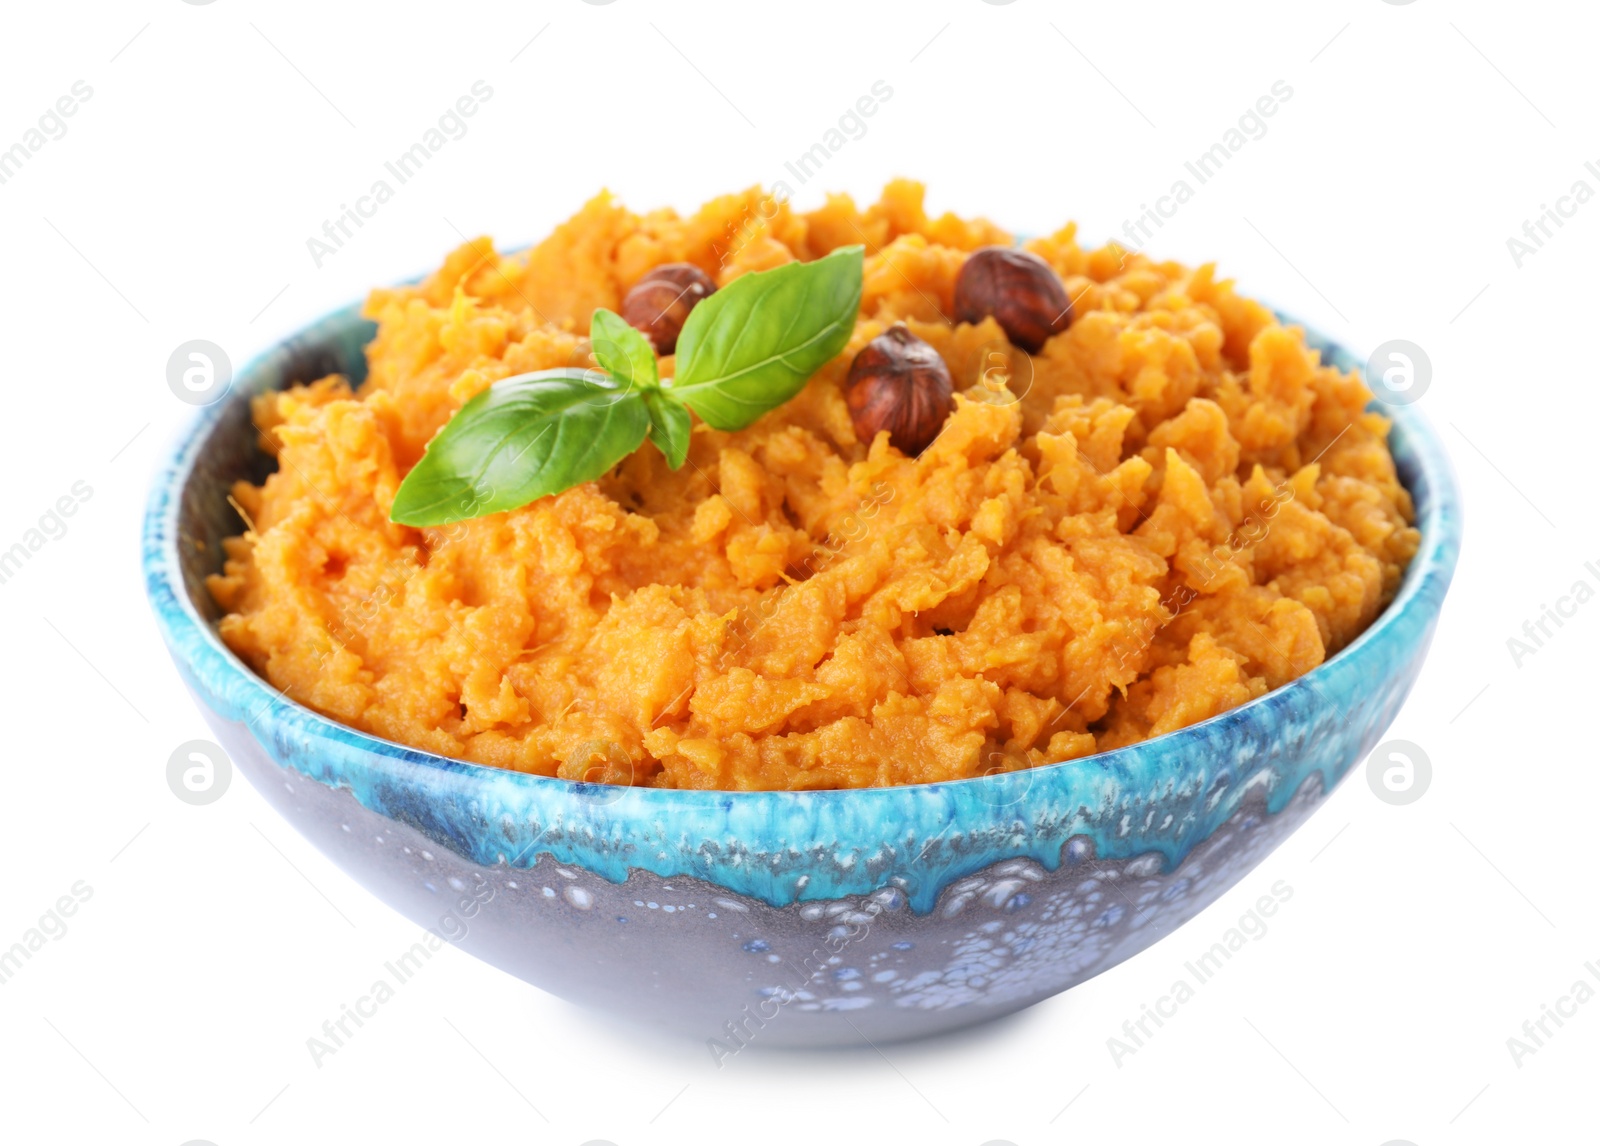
(390, 245, 864, 527)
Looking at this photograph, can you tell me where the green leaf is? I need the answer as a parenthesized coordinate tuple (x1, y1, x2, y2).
(389, 368, 649, 526)
(589, 307, 658, 391)
(386, 248, 863, 518)
(643, 390, 691, 470)
(669, 245, 863, 431)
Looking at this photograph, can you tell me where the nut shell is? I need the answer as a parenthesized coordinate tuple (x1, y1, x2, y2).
(620, 263, 717, 354)
(952, 246, 1072, 353)
(845, 326, 954, 457)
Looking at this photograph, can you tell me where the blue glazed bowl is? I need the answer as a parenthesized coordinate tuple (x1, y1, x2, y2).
(143, 298, 1460, 1048)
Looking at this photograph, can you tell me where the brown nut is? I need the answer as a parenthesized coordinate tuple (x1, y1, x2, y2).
(952, 246, 1072, 353)
(845, 325, 954, 457)
(620, 263, 717, 354)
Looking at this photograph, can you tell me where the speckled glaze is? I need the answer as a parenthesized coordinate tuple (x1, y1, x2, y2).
(144, 299, 1461, 1047)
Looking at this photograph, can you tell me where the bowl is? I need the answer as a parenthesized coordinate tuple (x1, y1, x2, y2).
(143, 296, 1461, 1048)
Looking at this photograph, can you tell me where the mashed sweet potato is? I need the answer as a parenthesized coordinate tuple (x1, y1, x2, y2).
(208, 181, 1418, 790)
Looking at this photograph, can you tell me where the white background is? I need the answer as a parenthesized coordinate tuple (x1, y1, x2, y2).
(1, 1, 1595, 1144)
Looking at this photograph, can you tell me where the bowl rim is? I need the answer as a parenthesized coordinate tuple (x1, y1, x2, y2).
(143, 288, 1462, 807)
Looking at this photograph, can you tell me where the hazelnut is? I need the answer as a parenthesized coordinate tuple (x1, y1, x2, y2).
(620, 263, 717, 354)
(845, 325, 954, 457)
(952, 246, 1072, 353)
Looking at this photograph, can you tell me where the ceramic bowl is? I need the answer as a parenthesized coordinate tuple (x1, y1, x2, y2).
(143, 297, 1461, 1049)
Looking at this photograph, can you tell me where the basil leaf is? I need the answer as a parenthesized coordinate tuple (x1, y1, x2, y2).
(643, 390, 691, 470)
(589, 307, 658, 391)
(669, 245, 863, 431)
(390, 368, 648, 526)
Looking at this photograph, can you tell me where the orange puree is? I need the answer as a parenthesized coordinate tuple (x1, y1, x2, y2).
(208, 181, 1419, 790)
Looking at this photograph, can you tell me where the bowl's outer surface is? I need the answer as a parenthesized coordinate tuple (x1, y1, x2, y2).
(144, 301, 1461, 1048)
